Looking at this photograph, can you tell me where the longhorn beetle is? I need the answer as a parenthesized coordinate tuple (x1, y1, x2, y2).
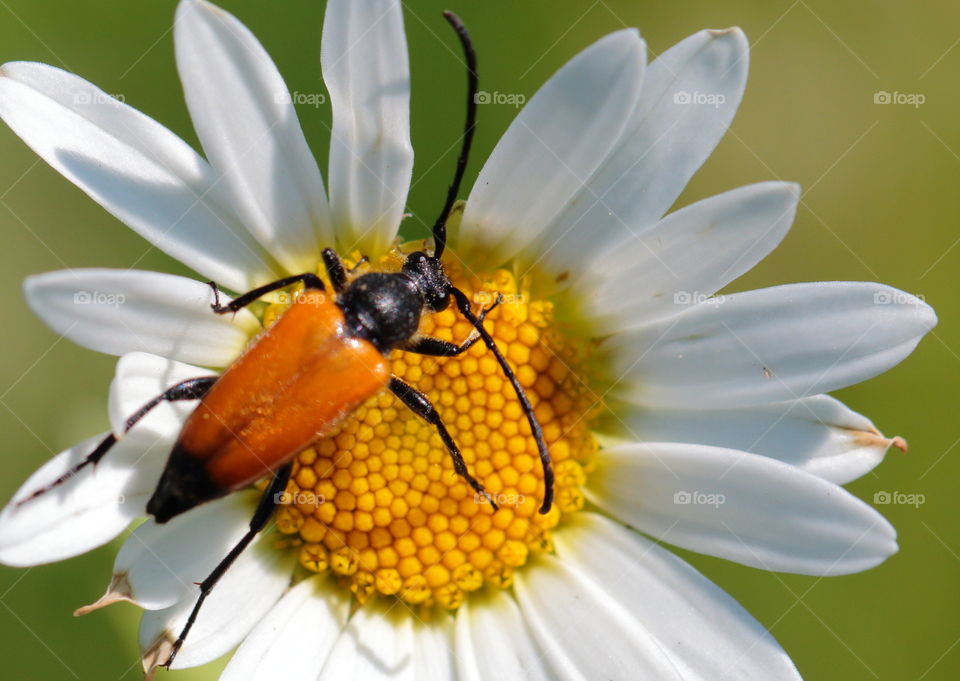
(16, 11, 553, 667)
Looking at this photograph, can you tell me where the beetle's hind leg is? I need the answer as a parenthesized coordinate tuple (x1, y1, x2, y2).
(388, 377, 498, 511)
(162, 462, 293, 669)
(15, 376, 217, 507)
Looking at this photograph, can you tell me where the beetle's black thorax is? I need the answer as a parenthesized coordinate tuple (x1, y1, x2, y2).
(337, 252, 451, 354)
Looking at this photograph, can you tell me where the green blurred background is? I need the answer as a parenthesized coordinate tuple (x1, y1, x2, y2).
(0, 0, 956, 679)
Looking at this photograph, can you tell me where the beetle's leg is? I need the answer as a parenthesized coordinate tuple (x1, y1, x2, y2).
(388, 377, 498, 511)
(208, 273, 326, 314)
(348, 255, 369, 274)
(15, 376, 217, 507)
(321, 248, 348, 293)
(402, 294, 502, 356)
(403, 334, 482, 357)
(320, 249, 370, 294)
(163, 462, 293, 669)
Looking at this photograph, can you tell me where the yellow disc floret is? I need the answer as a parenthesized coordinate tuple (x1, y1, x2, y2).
(267, 250, 597, 609)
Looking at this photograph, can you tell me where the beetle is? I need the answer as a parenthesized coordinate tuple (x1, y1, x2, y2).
(15, 11, 553, 667)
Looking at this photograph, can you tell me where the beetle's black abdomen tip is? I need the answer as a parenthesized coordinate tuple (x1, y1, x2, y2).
(146, 488, 190, 524)
(146, 444, 223, 524)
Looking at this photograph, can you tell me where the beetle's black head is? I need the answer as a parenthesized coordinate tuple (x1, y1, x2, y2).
(402, 251, 451, 312)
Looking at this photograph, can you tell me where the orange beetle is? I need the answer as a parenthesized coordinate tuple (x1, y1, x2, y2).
(18, 12, 553, 668)
(148, 287, 391, 522)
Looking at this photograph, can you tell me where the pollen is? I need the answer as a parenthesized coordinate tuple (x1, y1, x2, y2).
(268, 256, 597, 609)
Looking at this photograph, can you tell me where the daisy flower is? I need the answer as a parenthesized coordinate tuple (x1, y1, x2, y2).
(0, 0, 936, 680)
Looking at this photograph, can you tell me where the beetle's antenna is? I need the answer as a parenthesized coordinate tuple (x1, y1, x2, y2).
(14, 376, 217, 508)
(14, 434, 117, 507)
(431, 10, 478, 261)
(450, 288, 554, 513)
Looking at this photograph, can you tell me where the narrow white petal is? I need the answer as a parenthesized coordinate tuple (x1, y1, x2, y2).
(108, 352, 216, 438)
(0, 430, 171, 566)
(554, 513, 802, 681)
(175, 0, 332, 272)
(322, 0, 413, 258)
(412, 612, 456, 681)
(318, 601, 414, 681)
(514, 553, 683, 681)
(0, 61, 278, 291)
(112, 492, 257, 610)
(457, 590, 554, 681)
(222, 577, 349, 681)
(24, 269, 259, 367)
(614, 394, 899, 484)
(587, 442, 898, 575)
(540, 28, 749, 277)
(139, 537, 293, 670)
(607, 282, 937, 409)
(579, 182, 798, 331)
(459, 30, 645, 267)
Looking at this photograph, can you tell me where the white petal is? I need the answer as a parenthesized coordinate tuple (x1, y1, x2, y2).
(222, 577, 349, 681)
(554, 513, 802, 681)
(0, 61, 278, 292)
(412, 612, 456, 681)
(586, 442, 898, 575)
(578, 182, 798, 332)
(322, 0, 413, 258)
(108, 352, 216, 438)
(318, 601, 414, 681)
(175, 0, 332, 272)
(613, 394, 899, 484)
(139, 536, 293, 670)
(24, 269, 259, 367)
(514, 552, 683, 681)
(456, 590, 554, 681)
(539, 28, 749, 277)
(459, 30, 645, 267)
(112, 491, 257, 610)
(0, 430, 171, 566)
(607, 282, 937, 409)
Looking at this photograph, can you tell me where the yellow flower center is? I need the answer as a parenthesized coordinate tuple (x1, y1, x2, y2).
(264, 250, 597, 609)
